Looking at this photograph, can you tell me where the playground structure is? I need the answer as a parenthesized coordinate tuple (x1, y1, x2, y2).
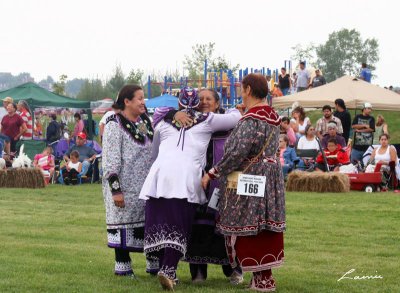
(146, 60, 293, 108)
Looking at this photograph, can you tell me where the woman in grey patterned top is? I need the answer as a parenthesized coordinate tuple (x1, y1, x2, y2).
(102, 84, 157, 277)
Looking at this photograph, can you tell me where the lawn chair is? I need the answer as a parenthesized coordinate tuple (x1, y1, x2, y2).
(294, 149, 319, 171)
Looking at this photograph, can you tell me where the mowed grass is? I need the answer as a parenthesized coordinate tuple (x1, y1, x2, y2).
(1, 185, 399, 293)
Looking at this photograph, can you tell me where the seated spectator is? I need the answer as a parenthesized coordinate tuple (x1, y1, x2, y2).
(290, 106, 311, 138)
(366, 134, 399, 187)
(296, 125, 319, 170)
(321, 122, 346, 149)
(63, 132, 97, 178)
(280, 117, 296, 147)
(278, 134, 298, 179)
(297, 125, 319, 150)
(315, 138, 350, 172)
(33, 146, 55, 180)
(62, 150, 82, 185)
(315, 105, 343, 139)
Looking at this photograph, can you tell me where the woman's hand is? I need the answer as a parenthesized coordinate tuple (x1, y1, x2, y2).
(174, 112, 193, 128)
(113, 194, 125, 208)
(235, 103, 246, 115)
(201, 173, 211, 190)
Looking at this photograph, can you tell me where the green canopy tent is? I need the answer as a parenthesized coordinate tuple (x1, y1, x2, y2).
(0, 82, 94, 138)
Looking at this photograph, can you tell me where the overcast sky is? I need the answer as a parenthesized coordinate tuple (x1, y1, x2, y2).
(1, 0, 398, 86)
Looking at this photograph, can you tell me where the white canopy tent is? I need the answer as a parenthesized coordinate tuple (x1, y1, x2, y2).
(273, 75, 400, 111)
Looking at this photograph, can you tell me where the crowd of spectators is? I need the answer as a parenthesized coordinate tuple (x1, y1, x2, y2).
(278, 100, 398, 187)
(0, 97, 101, 185)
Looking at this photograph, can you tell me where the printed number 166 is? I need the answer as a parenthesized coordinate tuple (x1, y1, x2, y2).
(244, 183, 258, 194)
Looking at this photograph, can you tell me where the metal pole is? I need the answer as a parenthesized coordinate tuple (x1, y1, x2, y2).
(204, 59, 208, 88)
(147, 76, 152, 99)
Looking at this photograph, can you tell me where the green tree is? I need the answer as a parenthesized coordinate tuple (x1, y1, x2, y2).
(106, 65, 125, 97)
(126, 68, 144, 86)
(316, 28, 379, 82)
(65, 78, 85, 98)
(290, 43, 317, 67)
(183, 42, 239, 86)
(77, 78, 111, 101)
(52, 74, 68, 95)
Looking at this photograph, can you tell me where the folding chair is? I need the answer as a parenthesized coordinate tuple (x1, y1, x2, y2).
(294, 149, 320, 171)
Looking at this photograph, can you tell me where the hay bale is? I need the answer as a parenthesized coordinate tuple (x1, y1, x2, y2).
(0, 168, 45, 188)
(286, 171, 350, 193)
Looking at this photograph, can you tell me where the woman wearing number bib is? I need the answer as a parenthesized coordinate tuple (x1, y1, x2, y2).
(202, 73, 285, 292)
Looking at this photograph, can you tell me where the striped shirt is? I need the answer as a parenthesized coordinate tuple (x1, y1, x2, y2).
(20, 110, 33, 140)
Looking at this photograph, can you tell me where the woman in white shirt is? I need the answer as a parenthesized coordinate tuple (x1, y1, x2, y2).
(290, 106, 311, 139)
(296, 125, 320, 171)
(368, 134, 400, 181)
(297, 125, 319, 150)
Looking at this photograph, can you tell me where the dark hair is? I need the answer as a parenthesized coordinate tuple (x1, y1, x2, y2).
(10, 103, 17, 111)
(322, 105, 332, 111)
(70, 150, 79, 158)
(334, 98, 346, 110)
(281, 116, 290, 123)
(198, 88, 222, 113)
(74, 113, 81, 120)
(44, 146, 53, 155)
(241, 73, 269, 99)
(50, 114, 57, 121)
(379, 133, 390, 140)
(300, 61, 305, 66)
(292, 106, 306, 122)
(114, 84, 143, 110)
(199, 88, 220, 102)
(305, 124, 314, 135)
(327, 138, 337, 145)
(281, 67, 286, 71)
(362, 62, 367, 68)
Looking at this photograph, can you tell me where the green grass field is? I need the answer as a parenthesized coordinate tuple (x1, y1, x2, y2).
(1, 185, 399, 292)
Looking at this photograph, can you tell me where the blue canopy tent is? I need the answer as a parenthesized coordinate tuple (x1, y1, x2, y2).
(146, 94, 178, 109)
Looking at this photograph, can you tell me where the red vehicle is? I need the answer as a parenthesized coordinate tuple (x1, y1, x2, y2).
(347, 172, 383, 192)
(347, 164, 384, 192)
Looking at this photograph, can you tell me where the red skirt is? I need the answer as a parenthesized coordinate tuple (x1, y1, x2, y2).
(225, 230, 284, 272)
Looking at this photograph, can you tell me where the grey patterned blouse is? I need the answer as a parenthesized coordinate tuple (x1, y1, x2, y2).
(102, 114, 153, 229)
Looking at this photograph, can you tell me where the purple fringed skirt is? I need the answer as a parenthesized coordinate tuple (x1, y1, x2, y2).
(144, 197, 197, 258)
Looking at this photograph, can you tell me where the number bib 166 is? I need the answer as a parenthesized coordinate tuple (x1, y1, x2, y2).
(236, 174, 266, 197)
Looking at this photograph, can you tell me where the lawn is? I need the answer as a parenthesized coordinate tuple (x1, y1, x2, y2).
(1, 185, 399, 293)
